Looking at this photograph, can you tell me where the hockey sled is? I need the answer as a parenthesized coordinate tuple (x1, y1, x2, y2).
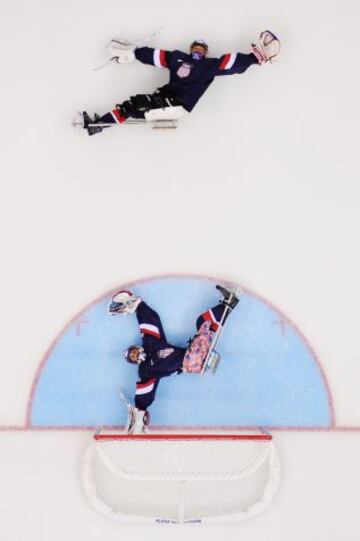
(201, 286, 243, 376)
(111, 107, 184, 129)
(73, 107, 184, 132)
(202, 349, 221, 375)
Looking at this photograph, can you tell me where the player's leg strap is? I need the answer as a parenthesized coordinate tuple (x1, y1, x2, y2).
(154, 88, 183, 107)
(118, 90, 183, 119)
(117, 95, 154, 119)
(116, 98, 146, 119)
(132, 90, 182, 110)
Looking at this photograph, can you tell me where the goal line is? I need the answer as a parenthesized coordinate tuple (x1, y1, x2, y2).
(94, 433, 272, 442)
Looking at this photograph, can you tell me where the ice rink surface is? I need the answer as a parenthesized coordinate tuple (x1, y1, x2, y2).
(1, 0, 360, 539)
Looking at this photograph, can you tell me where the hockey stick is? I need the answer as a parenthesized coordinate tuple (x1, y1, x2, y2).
(93, 56, 119, 72)
(117, 388, 136, 434)
(118, 388, 133, 412)
(93, 424, 103, 436)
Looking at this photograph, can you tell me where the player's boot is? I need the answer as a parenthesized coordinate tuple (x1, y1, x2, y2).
(216, 284, 242, 310)
(109, 290, 142, 315)
(251, 30, 280, 64)
(82, 111, 104, 136)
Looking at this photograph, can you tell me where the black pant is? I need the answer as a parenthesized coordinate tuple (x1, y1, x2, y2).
(98, 88, 183, 124)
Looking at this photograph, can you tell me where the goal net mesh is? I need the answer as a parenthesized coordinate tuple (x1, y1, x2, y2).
(81, 433, 280, 524)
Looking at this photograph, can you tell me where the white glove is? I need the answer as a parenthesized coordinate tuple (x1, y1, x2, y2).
(106, 38, 136, 64)
(252, 30, 280, 64)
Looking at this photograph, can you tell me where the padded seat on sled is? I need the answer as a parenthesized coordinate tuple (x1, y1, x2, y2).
(144, 106, 185, 122)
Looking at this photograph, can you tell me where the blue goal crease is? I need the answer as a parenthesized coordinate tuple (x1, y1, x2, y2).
(30, 276, 332, 428)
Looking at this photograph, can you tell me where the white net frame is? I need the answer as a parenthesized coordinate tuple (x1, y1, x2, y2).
(81, 432, 280, 524)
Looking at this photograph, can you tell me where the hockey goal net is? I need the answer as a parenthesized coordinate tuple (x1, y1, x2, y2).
(81, 431, 280, 524)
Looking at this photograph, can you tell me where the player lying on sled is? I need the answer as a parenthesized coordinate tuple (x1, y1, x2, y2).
(109, 284, 242, 434)
(76, 31, 280, 135)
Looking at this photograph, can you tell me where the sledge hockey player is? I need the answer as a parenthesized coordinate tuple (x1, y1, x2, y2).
(109, 285, 241, 434)
(78, 31, 280, 135)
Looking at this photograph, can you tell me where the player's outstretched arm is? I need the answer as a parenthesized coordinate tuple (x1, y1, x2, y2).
(134, 378, 159, 412)
(214, 30, 280, 76)
(134, 46, 173, 68)
(214, 51, 259, 76)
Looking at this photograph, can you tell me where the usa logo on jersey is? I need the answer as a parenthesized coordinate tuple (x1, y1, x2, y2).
(177, 62, 192, 78)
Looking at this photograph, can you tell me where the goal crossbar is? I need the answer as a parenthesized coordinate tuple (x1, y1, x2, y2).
(94, 433, 272, 442)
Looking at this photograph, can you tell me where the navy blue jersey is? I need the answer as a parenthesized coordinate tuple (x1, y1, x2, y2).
(136, 302, 186, 381)
(135, 344, 185, 411)
(134, 47, 258, 112)
(133, 300, 230, 411)
(138, 346, 186, 380)
(133, 302, 186, 410)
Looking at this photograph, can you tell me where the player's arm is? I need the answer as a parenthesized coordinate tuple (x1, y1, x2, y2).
(136, 301, 166, 350)
(134, 378, 159, 411)
(135, 46, 172, 68)
(213, 52, 259, 76)
(214, 31, 280, 75)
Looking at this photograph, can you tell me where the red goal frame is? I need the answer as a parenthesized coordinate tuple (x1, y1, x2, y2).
(94, 433, 272, 442)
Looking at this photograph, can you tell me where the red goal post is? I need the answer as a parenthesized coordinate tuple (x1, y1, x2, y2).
(82, 430, 280, 524)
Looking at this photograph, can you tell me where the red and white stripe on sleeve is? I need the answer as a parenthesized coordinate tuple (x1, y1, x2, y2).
(202, 309, 220, 331)
(153, 49, 168, 68)
(135, 379, 156, 395)
(139, 323, 161, 339)
(219, 53, 237, 70)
